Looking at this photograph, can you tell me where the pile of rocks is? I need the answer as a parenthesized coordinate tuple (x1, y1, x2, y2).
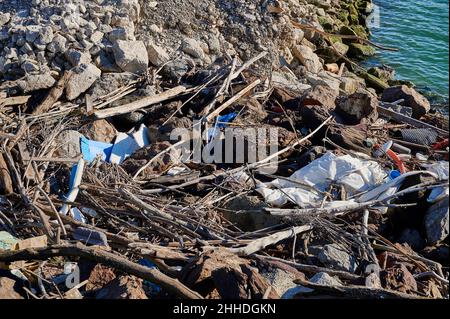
(0, 0, 144, 98)
(0, 0, 432, 117)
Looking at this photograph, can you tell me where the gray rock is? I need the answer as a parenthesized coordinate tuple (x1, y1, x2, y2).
(261, 268, 298, 297)
(18, 73, 56, 93)
(25, 25, 41, 43)
(66, 63, 101, 100)
(21, 60, 39, 73)
(65, 49, 91, 67)
(292, 45, 323, 74)
(38, 26, 54, 44)
(207, 34, 221, 54)
(282, 272, 342, 298)
(53, 130, 83, 158)
(108, 27, 135, 42)
(318, 243, 357, 272)
(300, 84, 338, 109)
(90, 31, 104, 44)
(146, 43, 169, 67)
(271, 71, 311, 95)
(181, 37, 205, 59)
(88, 72, 138, 101)
(112, 40, 148, 74)
(0, 12, 11, 26)
(94, 51, 121, 72)
(340, 76, 360, 94)
(424, 196, 449, 245)
(336, 91, 379, 124)
(47, 34, 67, 53)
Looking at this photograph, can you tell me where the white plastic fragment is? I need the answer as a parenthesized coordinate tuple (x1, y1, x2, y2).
(109, 124, 150, 164)
(59, 158, 85, 216)
(256, 152, 387, 207)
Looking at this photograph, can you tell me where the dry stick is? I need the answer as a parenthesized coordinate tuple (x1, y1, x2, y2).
(1, 142, 53, 238)
(228, 225, 312, 256)
(413, 271, 449, 285)
(199, 58, 237, 117)
(132, 140, 185, 180)
(93, 85, 188, 119)
(0, 243, 203, 299)
(265, 182, 447, 216)
(378, 105, 449, 137)
(255, 255, 361, 281)
(293, 278, 429, 299)
(230, 51, 268, 80)
(32, 72, 69, 116)
(140, 116, 333, 194)
(120, 189, 207, 239)
(0, 95, 30, 107)
(205, 79, 261, 122)
(36, 186, 67, 237)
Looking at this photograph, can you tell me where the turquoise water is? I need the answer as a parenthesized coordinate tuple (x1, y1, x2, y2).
(366, 0, 449, 104)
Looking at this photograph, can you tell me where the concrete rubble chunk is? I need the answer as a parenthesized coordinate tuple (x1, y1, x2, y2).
(0, 12, 11, 26)
(65, 49, 92, 67)
(18, 73, 56, 93)
(0, 277, 24, 299)
(181, 37, 205, 59)
(146, 43, 170, 67)
(292, 45, 323, 74)
(300, 85, 338, 109)
(336, 91, 379, 124)
(112, 40, 148, 74)
(66, 63, 102, 100)
(46, 34, 67, 53)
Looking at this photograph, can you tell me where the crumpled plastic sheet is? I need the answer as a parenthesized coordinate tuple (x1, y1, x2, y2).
(422, 161, 449, 203)
(256, 152, 387, 207)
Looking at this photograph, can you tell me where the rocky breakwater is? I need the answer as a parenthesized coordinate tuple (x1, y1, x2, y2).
(0, 0, 435, 122)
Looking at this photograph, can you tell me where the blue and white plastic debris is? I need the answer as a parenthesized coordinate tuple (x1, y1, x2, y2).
(59, 125, 151, 223)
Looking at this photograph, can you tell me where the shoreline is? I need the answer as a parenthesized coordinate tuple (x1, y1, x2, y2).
(365, 0, 449, 109)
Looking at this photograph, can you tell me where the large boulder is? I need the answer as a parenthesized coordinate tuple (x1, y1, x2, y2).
(336, 91, 379, 124)
(299, 85, 338, 109)
(382, 85, 431, 119)
(18, 73, 56, 93)
(292, 45, 323, 74)
(112, 40, 149, 74)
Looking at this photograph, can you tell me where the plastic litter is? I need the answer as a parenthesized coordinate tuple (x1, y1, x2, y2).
(80, 136, 113, 163)
(59, 159, 85, 216)
(109, 124, 150, 164)
(73, 227, 109, 246)
(256, 152, 387, 207)
(400, 128, 438, 146)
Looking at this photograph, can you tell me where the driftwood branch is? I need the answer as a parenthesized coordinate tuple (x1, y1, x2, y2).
(0, 243, 203, 299)
(94, 85, 188, 119)
(228, 225, 312, 256)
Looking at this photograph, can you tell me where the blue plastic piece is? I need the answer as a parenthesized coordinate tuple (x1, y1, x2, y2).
(389, 170, 401, 180)
(80, 136, 113, 163)
(216, 112, 238, 128)
(139, 259, 162, 295)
